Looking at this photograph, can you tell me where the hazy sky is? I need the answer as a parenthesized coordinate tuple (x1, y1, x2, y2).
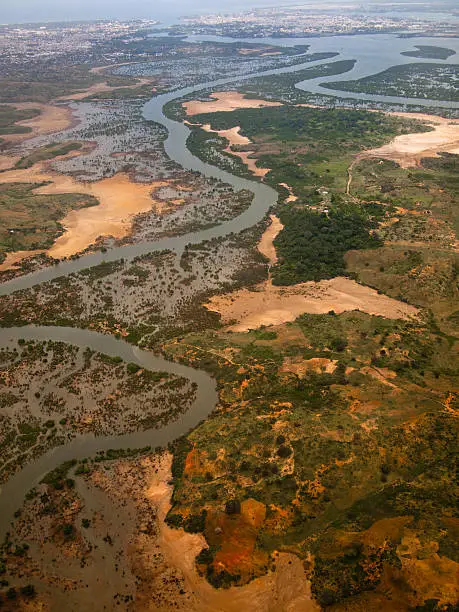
(0, 0, 306, 24)
(0, 0, 448, 25)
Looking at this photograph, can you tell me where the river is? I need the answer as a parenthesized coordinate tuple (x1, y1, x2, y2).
(0, 33, 458, 534)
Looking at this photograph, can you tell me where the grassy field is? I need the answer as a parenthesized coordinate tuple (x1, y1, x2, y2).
(0, 105, 40, 136)
(159, 102, 458, 607)
(163, 305, 458, 606)
(0, 105, 41, 147)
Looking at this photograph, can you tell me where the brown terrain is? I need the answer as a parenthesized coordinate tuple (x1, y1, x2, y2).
(363, 112, 459, 168)
(0, 164, 170, 260)
(205, 276, 418, 332)
(56, 77, 156, 101)
(1, 102, 75, 146)
(183, 91, 282, 116)
(145, 454, 319, 612)
(205, 217, 418, 331)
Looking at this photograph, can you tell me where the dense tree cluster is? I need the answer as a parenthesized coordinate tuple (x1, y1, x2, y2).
(272, 208, 382, 284)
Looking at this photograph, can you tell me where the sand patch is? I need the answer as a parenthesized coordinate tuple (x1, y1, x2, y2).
(200, 123, 270, 177)
(205, 277, 418, 332)
(55, 78, 155, 101)
(2, 103, 74, 145)
(0, 154, 21, 171)
(258, 215, 284, 265)
(147, 453, 319, 612)
(183, 91, 282, 116)
(281, 356, 337, 377)
(0, 250, 46, 272)
(363, 113, 459, 168)
(0, 165, 169, 259)
(279, 183, 298, 202)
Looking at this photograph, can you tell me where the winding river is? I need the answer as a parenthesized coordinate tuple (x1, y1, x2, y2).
(0, 33, 458, 534)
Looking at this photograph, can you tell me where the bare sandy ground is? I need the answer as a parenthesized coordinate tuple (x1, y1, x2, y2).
(205, 217, 416, 330)
(200, 123, 270, 177)
(2, 102, 74, 145)
(205, 277, 418, 331)
(364, 113, 459, 168)
(55, 77, 155, 101)
(258, 215, 284, 264)
(279, 182, 298, 202)
(147, 453, 319, 612)
(0, 250, 46, 272)
(183, 91, 282, 116)
(0, 165, 168, 260)
(281, 356, 338, 377)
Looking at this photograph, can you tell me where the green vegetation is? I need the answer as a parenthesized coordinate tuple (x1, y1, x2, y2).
(0, 65, 104, 104)
(323, 63, 459, 102)
(189, 105, 428, 200)
(0, 105, 40, 139)
(14, 141, 83, 169)
(401, 45, 456, 60)
(163, 305, 458, 606)
(272, 207, 382, 284)
(238, 59, 355, 103)
(0, 182, 98, 260)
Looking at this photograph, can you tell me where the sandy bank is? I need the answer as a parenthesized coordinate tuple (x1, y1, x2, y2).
(0, 165, 169, 260)
(205, 277, 418, 331)
(258, 215, 284, 265)
(0, 250, 46, 272)
(2, 102, 74, 146)
(56, 77, 155, 101)
(364, 113, 459, 168)
(183, 91, 282, 116)
(200, 123, 270, 177)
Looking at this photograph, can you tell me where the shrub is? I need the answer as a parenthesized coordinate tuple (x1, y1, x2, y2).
(225, 499, 241, 515)
(277, 445, 292, 459)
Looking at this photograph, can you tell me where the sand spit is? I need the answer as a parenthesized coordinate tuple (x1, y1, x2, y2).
(0, 165, 169, 260)
(258, 215, 284, 265)
(364, 113, 459, 168)
(2, 102, 74, 146)
(205, 277, 418, 331)
(183, 91, 282, 116)
(200, 123, 270, 177)
(147, 453, 319, 612)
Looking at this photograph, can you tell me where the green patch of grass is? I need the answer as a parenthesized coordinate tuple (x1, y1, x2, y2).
(14, 142, 83, 169)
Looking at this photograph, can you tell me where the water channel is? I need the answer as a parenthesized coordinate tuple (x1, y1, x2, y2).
(0, 33, 457, 534)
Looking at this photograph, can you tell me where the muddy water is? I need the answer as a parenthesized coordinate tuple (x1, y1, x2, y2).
(1, 35, 458, 535)
(1, 35, 457, 297)
(0, 326, 217, 537)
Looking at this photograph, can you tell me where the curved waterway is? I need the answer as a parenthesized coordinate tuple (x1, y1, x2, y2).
(0, 55, 326, 296)
(0, 326, 217, 537)
(2, 33, 457, 297)
(1, 34, 458, 533)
